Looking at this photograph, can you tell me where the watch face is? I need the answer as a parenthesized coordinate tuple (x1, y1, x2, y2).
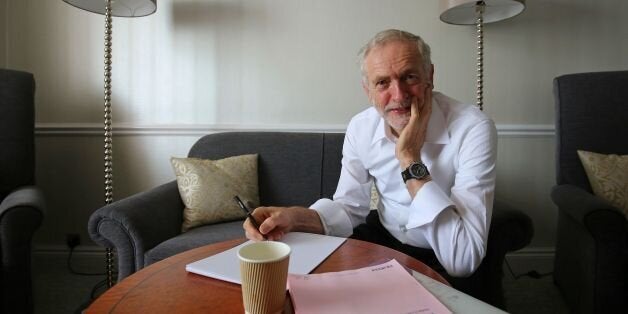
(410, 162, 429, 178)
(401, 162, 430, 183)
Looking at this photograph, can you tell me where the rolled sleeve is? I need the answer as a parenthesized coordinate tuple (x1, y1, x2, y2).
(310, 198, 355, 237)
(406, 181, 455, 229)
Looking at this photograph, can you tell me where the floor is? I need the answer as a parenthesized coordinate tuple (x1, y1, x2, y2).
(32, 252, 105, 314)
(32, 251, 570, 314)
(502, 273, 570, 314)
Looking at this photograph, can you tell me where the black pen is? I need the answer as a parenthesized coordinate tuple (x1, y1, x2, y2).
(233, 196, 264, 237)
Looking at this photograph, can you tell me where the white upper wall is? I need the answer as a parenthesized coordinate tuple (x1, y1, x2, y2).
(4, 0, 627, 128)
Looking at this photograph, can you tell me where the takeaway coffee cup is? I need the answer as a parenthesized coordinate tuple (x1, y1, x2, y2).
(238, 241, 291, 314)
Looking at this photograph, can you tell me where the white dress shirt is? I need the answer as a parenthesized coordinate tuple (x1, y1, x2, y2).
(310, 92, 497, 276)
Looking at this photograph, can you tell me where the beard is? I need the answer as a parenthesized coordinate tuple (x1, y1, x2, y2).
(377, 98, 413, 135)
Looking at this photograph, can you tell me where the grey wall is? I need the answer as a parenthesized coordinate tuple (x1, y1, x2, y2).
(2, 0, 627, 266)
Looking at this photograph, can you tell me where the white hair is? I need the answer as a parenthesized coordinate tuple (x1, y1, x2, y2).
(358, 29, 432, 83)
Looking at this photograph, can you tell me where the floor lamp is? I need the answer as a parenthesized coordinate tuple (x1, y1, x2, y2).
(63, 0, 157, 288)
(439, 0, 525, 111)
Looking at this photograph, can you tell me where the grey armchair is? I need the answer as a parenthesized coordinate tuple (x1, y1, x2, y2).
(0, 68, 45, 314)
(552, 70, 628, 313)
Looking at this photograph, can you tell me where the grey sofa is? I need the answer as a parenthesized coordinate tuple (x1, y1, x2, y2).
(551, 71, 628, 313)
(0, 68, 45, 314)
(89, 131, 532, 309)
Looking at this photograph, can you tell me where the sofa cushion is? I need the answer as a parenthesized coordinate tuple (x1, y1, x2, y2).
(577, 150, 628, 218)
(171, 154, 259, 232)
(144, 220, 245, 266)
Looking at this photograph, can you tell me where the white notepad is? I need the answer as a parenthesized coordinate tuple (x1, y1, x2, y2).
(185, 232, 347, 284)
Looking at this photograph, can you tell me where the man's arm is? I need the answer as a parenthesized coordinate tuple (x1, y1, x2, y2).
(309, 120, 374, 237)
(407, 119, 497, 277)
(396, 84, 433, 198)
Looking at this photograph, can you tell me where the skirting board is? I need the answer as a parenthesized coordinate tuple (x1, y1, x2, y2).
(33, 247, 112, 274)
(503, 248, 555, 279)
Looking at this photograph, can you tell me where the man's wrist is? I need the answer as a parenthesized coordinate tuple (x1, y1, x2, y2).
(401, 161, 430, 183)
(405, 176, 431, 198)
(406, 175, 431, 183)
(399, 157, 420, 170)
(292, 207, 325, 235)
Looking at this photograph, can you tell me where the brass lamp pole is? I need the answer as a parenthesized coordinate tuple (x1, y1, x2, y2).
(63, 0, 157, 288)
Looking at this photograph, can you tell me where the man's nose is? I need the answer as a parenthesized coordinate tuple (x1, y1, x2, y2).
(389, 80, 407, 102)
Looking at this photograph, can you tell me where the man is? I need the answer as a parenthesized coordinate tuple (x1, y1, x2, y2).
(243, 29, 497, 277)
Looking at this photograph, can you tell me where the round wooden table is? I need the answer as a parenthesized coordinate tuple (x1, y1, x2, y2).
(86, 238, 448, 313)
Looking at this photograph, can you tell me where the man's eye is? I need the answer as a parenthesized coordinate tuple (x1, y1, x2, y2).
(404, 74, 420, 84)
(374, 80, 389, 90)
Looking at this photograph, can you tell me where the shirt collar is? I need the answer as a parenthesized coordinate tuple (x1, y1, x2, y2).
(371, 92, 450, 145)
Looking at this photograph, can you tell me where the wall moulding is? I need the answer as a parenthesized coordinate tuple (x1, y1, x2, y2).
(35, 123, 555, 137)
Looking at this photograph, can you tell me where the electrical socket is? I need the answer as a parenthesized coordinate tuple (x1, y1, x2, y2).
(66, 233, 80, 249)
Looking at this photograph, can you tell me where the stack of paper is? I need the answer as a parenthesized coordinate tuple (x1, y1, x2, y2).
(287, 259, 451, 314)
(185, 232, 346, 284)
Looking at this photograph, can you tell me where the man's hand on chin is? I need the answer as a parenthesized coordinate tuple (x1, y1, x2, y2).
(396, 84, 433, 168)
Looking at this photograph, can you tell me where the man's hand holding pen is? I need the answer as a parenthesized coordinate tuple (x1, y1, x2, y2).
(234, 196, 268, 240)
(236, 195, 326, 241)
(241, 205, 292, 241)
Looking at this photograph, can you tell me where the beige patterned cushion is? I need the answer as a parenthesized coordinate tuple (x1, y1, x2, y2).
(171, 154, 259, 232)
(577, 150, 628, 218)
(370, 183, 380, 209)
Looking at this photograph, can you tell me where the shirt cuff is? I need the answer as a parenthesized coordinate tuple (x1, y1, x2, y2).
(310, 198, 354, 237)
(406, 181, 455, 229)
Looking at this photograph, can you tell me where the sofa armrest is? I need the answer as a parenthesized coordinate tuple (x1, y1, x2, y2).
(88, 181, 184, 279)
(0, 186, 46, 217)
(0, 186, 44, 314)
(551, 184, 624, 229)
(552, 184, 627, 312)
(491, 199, 534, 253)
(0, 186, 45, 261)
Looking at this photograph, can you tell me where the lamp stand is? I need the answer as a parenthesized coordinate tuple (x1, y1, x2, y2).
(103, 0, 115, 288)
(475, 1, 485, 111)
(64, 0, 157, 290)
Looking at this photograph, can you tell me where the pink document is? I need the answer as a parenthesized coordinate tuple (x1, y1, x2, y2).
(288, 259, 451, 314)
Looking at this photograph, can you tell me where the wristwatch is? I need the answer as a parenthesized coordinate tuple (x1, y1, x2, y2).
(401, 161, 430, 183)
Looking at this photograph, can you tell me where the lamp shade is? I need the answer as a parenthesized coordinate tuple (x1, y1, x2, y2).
(63, 0, 156, 17)
(439, 0, 525, 24)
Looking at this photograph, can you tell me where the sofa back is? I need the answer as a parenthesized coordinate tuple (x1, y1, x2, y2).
(553, 71, 628, 190)
(188, 132, 345, 207)
(0, 69, 36, 199)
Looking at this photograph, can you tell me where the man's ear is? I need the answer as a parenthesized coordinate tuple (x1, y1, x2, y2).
(362, 82, 372, 103)
(362, 81, 369, 95)
(428, 64, 435, 87)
